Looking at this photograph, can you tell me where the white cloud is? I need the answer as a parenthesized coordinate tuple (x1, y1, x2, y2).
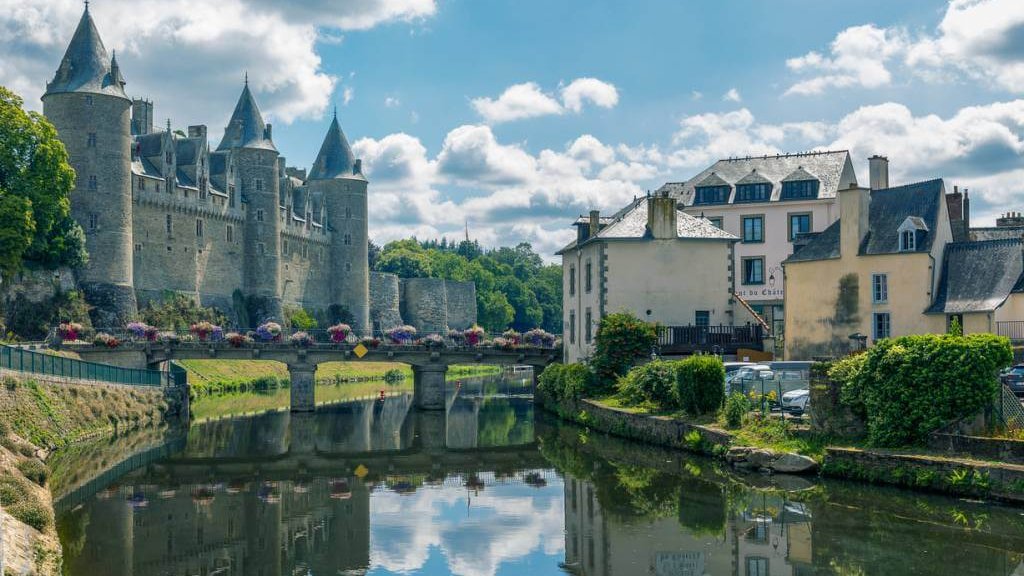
(561, 77, 619, 113)
(384, 96, 401, 108)
(691, 90, 703, 100)
(723, 88, 742, 102)
(471, 82, 564, 124)
(786, 0, 1024, 95)
(343, 86, 354, 105)
(0, 0, 433, 137)
(471, 78, 618, 124)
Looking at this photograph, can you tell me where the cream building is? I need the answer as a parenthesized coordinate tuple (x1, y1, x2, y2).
(557, 193, 739, 364)
(658, 151, 859, 346)
(783, 177, 1024, 359)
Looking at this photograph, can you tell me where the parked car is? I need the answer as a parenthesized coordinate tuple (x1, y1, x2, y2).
(723, 361, 754, 375)
(781, 388, 810, 415)
(1000, 365, 1024, 397)
(726, 364, 774, 395)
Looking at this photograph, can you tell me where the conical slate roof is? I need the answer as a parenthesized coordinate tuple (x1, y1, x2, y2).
(308, 114, 363, 180)
(216, 82, 277, 152)
(44, 7, 127, 100)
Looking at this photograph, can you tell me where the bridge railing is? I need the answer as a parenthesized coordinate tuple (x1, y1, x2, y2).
(0, 344, 170, 387)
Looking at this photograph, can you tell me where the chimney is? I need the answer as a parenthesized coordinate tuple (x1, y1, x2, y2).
(131, 98, 153, 136)
(839, 183, 870, 256)
(589, 210, 600, 238)
(647, 191, 678, 240)
(962, 189, 970, 230)
(946, 185, 963, 221)
(869, 155, 889, 190)
(187, 124, 208, 142)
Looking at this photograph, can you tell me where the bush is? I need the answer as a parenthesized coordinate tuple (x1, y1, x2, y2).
(851, 333, 1012, 447)
(616, 360, 679, 409)
(286, 307, 318, 331)
(538, 363, 593, 401)
(723, 392, 751, 428)
(140, 292, 228, 331)
(829, 353, 868, 418)
(16, 459, 48, 487)
(675, 355, 725, 416)
(591, 312, 658, 392)
(0, 474, 50, 531)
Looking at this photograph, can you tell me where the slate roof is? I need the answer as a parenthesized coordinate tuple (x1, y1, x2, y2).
(557, 197, 736, 254)
(175, 138, 201, 166)
(208, 153, 227, 177)
(308, 115, 363, 180)
(44, 8, 128, 100)
(137, 133, 163, 158)
(781, 166, 817, 182)
(786, 179, 946, 263)
(217, 83, 277, 152)
(971, 227, 1024, 242)
(785, 221, 841, 262)
(131, 157, 162, 178)
(695, 172, 731, 188)
(657, 151, 856, 205)
(861, 179, 944, 255)
(927, 239, 1024, 314)
(735, 169, 772, 185)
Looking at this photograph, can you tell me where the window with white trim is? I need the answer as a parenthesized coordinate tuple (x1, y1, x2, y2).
(899, 230, 916, 251)
(873, 312, 891, 341)
(872, 274, 888, 303)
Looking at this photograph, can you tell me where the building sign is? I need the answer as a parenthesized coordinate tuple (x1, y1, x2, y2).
(655, 551, 705, 576)
(737, 265, 783, 300)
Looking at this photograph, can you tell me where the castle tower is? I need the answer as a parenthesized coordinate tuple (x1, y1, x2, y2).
(216, 79, 282, 323)
(42, 5, 137, 326)
(308, 111, 369, 334)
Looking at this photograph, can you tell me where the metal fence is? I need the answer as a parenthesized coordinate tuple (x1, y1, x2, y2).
(994, 384, 1024, 430)
(0, 344, 169, 387)
(657, 324, 764, 355)
(727, 369, 810, 412)
(996, 321, 1024, 341)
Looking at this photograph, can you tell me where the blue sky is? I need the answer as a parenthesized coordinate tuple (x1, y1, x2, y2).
(4, 0, 1024, 257)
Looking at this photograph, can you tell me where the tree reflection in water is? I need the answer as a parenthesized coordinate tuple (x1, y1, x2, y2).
(53, 381, 1024, 576)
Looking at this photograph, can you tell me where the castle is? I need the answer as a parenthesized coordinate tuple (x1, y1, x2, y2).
(42, 6, 375, 331)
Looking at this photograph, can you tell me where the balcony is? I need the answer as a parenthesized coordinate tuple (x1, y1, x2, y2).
(656, 324, 765, 356)
(997, 321, 1024, 342)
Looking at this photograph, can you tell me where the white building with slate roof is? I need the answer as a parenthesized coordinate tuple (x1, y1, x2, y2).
(657, 151, 859, 347)
(557, 193, 763, 364)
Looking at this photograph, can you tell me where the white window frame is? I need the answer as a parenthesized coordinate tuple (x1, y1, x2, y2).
(872, 273, 888, 304)
(900, 230, 916, 251)
(873, 312, 891, 341)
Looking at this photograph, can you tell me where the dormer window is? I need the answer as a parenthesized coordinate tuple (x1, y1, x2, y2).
(780, 167, 820, 200)
(897, 216, 927, 252)
(735, 182, 771, 203)
(692, 172, 731, 205)
(693, 186, 729, 205)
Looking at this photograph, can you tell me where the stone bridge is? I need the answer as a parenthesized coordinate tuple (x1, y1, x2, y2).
(66, 342, 559, 411)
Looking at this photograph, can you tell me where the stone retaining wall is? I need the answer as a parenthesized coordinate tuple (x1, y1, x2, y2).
(823, 447, 1024, 504)
(536, 388, 731, 453)
(928, 432, 1024, 464)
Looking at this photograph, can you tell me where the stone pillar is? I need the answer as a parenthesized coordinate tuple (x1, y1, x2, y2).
(412, 364, 447, 410)
(289, 363, 318, 412)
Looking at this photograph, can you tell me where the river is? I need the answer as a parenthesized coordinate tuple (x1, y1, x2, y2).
(51, 370, 1024, 575)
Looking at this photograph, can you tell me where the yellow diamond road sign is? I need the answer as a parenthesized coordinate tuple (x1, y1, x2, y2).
(353, 343, 369, 358)
(354, 464, 368, 478)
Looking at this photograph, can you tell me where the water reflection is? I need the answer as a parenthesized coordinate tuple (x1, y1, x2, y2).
(55, 372, 1024, 576)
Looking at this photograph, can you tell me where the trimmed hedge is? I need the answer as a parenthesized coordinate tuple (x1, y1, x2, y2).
(845, 333, 1012, 447)
(676, 355, 725, 416)
(538, 363, 594, 401)
(616, 360, 678, 408)
(591, 312, 658, 392)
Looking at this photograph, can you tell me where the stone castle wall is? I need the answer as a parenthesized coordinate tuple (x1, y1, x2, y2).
(396, 278, 478, 334)
(444, 281, 477, 330)
(369, 272, 403, 332)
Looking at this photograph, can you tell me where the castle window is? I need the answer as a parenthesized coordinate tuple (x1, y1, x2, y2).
(165, 214, 172, 235)
(344, 234, 352, 246)
(256, 209, 264, 222)
(302, 244, 308, 259)
(345, 263, 352, 272)
(257, 243, 265, 255)
(165, 178, 172, 194)
(229, 186, 236, 207)
(138, 177, 145, 191)
(84, 96, 93, 106)
(283, 238, 289, 254)
(346, 207, 352, 219)
(87, 133, 96, 148)
(318, 248, 323, 262)
(134, 243, 142, 252)
(199, 178, 207, 200)
(88, 175, 98, 191)
(88, 213, 98, 230)
(226, 225, 234, 243)
(255, 178, 264, 192)
(196, 219, 204, 237)
(165, 152, 173, 164)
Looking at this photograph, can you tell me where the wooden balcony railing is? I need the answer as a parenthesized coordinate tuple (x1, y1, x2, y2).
(656, 324, 765, 355)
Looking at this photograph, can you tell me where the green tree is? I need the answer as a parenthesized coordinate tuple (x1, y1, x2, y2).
(498, 276, 543, 331)
(592, 312, 658, 391)
(0, 86, 86, 272)
(0, 194, 35, 278)
(478, 290, 514, 332)
(376, 247, 432, 277)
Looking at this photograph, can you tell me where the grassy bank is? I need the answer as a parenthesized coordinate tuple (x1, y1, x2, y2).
(0, 373, 182, 576)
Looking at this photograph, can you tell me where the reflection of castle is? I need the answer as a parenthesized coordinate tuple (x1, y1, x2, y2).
(64, 477, 371, 576)
(562, 477, 813, 576)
